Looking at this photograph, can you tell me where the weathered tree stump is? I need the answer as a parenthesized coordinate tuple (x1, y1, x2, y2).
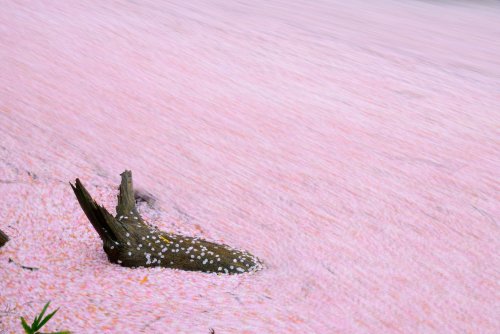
(0, 229, 8, 248)
(71, 171, 262, 274)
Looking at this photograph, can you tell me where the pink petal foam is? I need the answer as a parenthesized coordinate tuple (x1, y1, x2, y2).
(0, 1, 499, 333)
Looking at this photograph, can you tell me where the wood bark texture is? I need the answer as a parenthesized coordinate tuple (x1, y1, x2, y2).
(0, 229, 8, 248)
(71, 170, 262, 274)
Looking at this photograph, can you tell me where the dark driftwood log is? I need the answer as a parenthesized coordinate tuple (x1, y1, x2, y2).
(71, 171, 262, 274)
(0, 229, 8, 248)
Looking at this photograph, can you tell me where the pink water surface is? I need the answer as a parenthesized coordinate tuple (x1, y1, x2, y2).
(1, 1, 499, 333)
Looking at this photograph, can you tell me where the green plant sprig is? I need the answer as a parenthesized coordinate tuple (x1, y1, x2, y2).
(20, 301, 71, 334)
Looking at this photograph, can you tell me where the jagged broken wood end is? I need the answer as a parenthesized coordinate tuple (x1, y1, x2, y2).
(0, 229, 8, 248)
(70, 170, 263, 274)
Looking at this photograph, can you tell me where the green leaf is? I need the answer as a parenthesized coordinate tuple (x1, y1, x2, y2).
(20, 316, 33, 334)
(31, 314, 40, 330)
(36, 308, 59, 330)
(33, 302, 51, 329)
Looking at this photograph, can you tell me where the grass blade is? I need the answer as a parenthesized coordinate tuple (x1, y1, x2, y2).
(33, 302, 51, 329)
(20, 316, 33, 334)
(36, 308, 59, 330)
(31, 314, 40, 330)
